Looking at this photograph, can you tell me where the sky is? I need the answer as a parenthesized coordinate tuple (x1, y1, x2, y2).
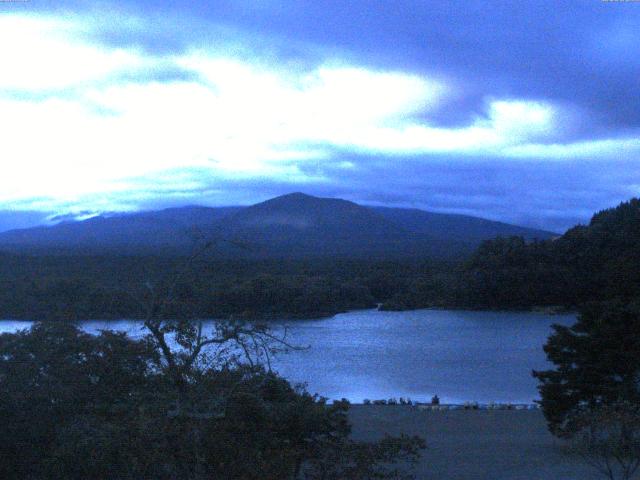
(1, 0, 639, 233)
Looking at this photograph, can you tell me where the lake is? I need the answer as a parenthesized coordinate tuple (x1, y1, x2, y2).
(0, 309, 576, 404)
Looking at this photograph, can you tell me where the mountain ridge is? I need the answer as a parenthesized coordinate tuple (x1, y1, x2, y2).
(0, 193, 555, 259)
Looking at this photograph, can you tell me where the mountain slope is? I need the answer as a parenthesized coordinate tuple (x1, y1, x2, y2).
(225, 193, 400, 240)
(215, 193, 408, 257)
(0, 206, 241, 253)
(0, 194, 555, 258)
(372, 207, 554, 243)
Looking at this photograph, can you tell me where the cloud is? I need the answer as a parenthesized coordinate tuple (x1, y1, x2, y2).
(1, 4, 639, 232)
(0, 15, 142, 91)
(0, 13, 446, 207)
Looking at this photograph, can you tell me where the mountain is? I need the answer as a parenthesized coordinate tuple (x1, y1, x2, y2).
(225, 193, 400, 240)
(0, 206, 241, 254)
(0, 193, 555, 259)
(215, 193, 407, 257)
(371, 207, 552, 244)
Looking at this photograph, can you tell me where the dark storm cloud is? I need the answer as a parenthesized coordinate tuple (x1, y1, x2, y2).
(4, 0, 640, 231)
(35, 0, 639, 133)
(233, 0, 640, 132)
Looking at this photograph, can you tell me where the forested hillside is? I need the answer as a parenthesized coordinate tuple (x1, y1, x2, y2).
(1, 198, 637, 320)
(382, 198, 640, 311)
(459, 198, 640, 308)
(0, 255, 452, 321)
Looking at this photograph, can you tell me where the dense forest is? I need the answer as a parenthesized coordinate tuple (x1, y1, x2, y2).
(0, 254, 457, 320)
(0, 198, 638, 320)
(456, 198, 640, 309)
(383, 198, 640, 311)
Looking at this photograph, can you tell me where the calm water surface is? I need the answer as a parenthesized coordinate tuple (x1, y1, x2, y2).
(0, 309, 576, 404)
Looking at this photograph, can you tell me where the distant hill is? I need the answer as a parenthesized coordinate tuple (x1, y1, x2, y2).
(0, 193, 555, 259)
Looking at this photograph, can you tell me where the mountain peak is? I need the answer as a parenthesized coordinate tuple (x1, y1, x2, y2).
(0, 193, 556, 259)
(258, 192, 326, 206)
(254, 192, 363, 211)
(228, 192, 381, 230)
(278, 192, 315, 200)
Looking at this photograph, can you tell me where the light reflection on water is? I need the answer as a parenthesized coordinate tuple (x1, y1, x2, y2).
(0, 309, 575, 404)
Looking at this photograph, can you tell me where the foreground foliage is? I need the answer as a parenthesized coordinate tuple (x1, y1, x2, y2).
(0, 322, 424, 479)
(534, 301, 640, 479)
(533, 301, 640, 436)
(569, 402, 640, 480)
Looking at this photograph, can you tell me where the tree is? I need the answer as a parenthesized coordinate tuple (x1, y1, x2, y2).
(0, 323, 160, 479)
(133, 246, 426, 479)
(132, 243, 300, 419)
(0, 242, 426, 479)
(533, 301, 640, 437)
(569, 402, 640, 480)
(0, 322, 425, 479)
(534, 301, 640, 479)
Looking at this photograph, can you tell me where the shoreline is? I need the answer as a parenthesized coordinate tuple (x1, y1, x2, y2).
(351, 402, 540, 410)
(0, 305, 578, 323)
(380, 304, 577, 316)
